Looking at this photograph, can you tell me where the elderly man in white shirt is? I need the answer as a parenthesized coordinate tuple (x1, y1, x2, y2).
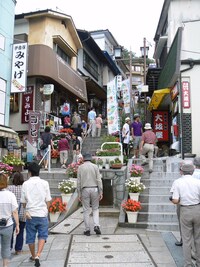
(171, 161, 200, 267)
(21, 162, 51, 267)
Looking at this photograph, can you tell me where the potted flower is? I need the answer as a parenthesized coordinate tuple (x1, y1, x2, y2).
(125, 178, 146, 201)
(121, 199, 142, 223)
(48, 197, 66, 223)
(0, 162, 13, 176)
(66, 161, 83, 178)
(129, 164, 144, 182)
(96, 158, 103, 169)
(110, 157, 123, 169)
(2, 154, 25, 172)
(51, 149, 59, 164)
(58, 179, 76, 203)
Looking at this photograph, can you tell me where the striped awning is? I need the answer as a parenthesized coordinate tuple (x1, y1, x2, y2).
(148, 88, 170, 111)
(0, 125, 18, 139)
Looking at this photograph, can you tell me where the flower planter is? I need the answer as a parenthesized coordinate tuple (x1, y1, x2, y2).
(98, 165, 103, 169)
(61, 193, 73, 204)
(111, 163, 123, 169)
(51, 158, 57, 164)
(105, 164, 110, 170)
(130, 176, 141, 183)
(49, 212, 60, 223)
(129, 192, 140, 201)
(126, 211, 138, 223)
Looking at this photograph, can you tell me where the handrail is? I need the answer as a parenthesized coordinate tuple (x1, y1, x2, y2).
(39, 145, 51, 172)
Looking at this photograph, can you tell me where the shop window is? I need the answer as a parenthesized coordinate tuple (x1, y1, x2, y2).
(83, 51, 99, 81)
(10, 93, 19, 113)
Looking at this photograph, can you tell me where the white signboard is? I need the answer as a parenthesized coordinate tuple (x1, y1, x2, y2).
(11, 43, 28, 93)
(43, 84, 54, 95)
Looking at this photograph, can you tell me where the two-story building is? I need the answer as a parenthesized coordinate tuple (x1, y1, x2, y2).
(149, 0, 200, 156)
(10, 9, 87, 136)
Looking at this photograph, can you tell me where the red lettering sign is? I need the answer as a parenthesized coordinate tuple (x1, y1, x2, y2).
(182, 81, 190, 108)
(152, 111, 169, 141)
(21, 86, 34, 123)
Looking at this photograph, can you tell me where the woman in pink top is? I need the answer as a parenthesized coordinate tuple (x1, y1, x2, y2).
(58, 133, 70, 168)
(96, 114, 103, 137)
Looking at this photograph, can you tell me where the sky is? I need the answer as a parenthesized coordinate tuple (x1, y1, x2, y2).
(15, 0, 165, 58)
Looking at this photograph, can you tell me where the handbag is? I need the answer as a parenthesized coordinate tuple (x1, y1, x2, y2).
(40, 143, 48, 150)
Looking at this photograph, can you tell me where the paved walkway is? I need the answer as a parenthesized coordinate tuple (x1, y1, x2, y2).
(0, 209, 186, 267)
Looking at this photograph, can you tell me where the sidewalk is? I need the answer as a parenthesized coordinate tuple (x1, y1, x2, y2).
(1, 210, 183, 267)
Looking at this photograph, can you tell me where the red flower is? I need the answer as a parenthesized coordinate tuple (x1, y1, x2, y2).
(121, 199, 142, 212)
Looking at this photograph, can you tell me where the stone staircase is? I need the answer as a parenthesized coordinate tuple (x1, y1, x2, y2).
(119, 157, 181, 231)
(81, 128, 108, 155)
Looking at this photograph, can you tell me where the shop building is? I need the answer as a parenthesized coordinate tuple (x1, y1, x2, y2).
(148, 0, 200, 157)
(10, 9, 87, 136)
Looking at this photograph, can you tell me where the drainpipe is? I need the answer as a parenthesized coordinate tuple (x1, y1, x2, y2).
(179, 60, 195, 159)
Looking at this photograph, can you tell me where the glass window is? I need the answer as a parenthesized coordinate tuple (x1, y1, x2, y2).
(10, 93, 19, 113)
(53, 42, 71, 65)
(83, 51, 99, 81)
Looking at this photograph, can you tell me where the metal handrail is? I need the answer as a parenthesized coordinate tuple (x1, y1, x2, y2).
(39, 145, 51, 172)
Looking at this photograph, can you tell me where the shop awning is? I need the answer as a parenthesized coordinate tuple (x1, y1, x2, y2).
(0, 125, 18, 139)
(148, 88, 170, 111)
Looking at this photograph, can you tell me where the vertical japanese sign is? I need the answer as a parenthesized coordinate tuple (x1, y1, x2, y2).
(11, 43, 28, 93)
(28, 111, 40, 147)
(182, 81, 190, 108)
(21, 86, 34, 123)
(120, 79, 130, 113)
(153, 111, 169, 141)
(107, 78, 119, 134)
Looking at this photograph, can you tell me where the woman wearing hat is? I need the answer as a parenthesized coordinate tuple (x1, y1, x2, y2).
(140, 123, 157, 173)
(0, 171, 19, 267)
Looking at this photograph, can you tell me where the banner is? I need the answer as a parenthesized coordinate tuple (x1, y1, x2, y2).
(107, 78, 119, 134)
(21, 86, 34, 123)
(11, 43, 28, 93)
(152, 111, 169, 141)
(27, 110, 40, 156)
(121, 79, 130, 113)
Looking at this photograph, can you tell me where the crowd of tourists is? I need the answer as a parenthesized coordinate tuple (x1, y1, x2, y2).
(40, 108, 103, 170)
(0, 152, 103, 267)
(122, 114, 157, 173)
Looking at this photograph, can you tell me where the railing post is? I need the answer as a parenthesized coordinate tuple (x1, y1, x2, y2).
(48, 144, 51, 173)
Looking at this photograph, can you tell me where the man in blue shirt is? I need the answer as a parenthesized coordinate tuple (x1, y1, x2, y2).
(87, 108, 96, 137)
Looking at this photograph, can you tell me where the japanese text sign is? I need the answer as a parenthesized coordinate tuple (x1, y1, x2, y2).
(153, 111, 169, 141)
(11, 43, 28, 93)
(21, 86, 34, 123)
(28, 111, 40, 146)
(182, 81, 190, 109)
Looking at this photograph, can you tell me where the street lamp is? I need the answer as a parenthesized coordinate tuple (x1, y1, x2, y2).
(140, 38, 149, 122)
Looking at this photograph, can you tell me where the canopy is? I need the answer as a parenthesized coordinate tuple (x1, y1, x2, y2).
(148, 88, 170, 111)
(0, 125, 18, 139)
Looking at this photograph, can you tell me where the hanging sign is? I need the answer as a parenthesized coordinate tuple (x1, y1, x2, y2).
(11, 43, 28, 93)
(21, 86, 34, 123)
(152, 111, 169, 141)
(182, 81, 190, 108)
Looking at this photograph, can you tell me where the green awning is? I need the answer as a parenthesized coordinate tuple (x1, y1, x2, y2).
(158, 27, 182, 89)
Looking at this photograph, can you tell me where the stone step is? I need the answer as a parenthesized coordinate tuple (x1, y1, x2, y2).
(148, 187, 172, 194)
(139, 194, 172, 203)
(141, 179, 176, 187)
(139, 203, 176, 212)
(137, 212, 178, 223)
(119, 222, 179, 232)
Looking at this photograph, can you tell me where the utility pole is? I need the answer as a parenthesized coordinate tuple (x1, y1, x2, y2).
(143, 37, 147, 123)
(129, 48, 133, 121)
